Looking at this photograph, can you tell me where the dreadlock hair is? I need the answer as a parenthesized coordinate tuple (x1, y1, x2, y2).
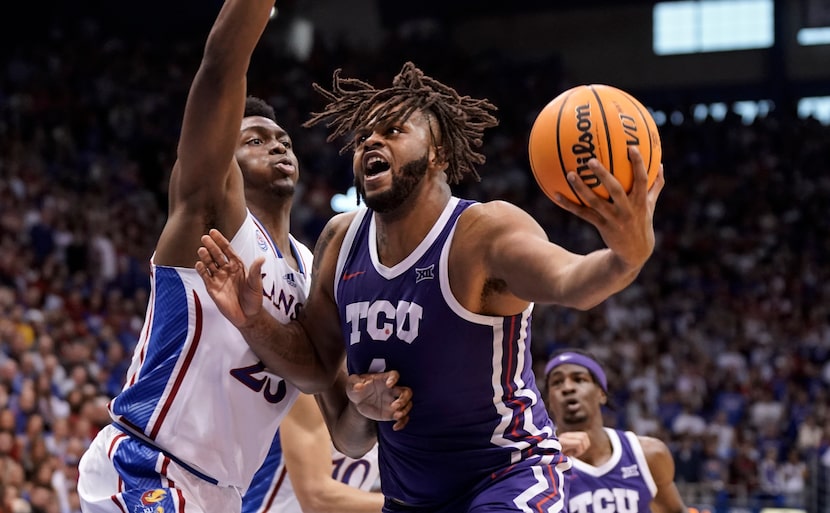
(303, 61, 499, 184)
(244, 96, 276, 122)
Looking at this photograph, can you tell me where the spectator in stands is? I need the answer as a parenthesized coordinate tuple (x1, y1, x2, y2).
(778, 447, 808, 508)
(756, 446, 784, 507)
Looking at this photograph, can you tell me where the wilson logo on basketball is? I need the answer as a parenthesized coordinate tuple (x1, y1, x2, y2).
(619, 114, 640, 147)
(572, 103, 600, 189)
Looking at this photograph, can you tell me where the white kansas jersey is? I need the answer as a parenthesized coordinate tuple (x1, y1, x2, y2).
(108, 211, 312, 489)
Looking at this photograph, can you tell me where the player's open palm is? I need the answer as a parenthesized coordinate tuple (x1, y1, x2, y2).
(196, 228, 265, 328)
(347, 371, 413, 431)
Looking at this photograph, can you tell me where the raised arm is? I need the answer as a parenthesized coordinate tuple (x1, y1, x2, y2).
(155, 0, 274, 266)
(470, 147, 663, 311)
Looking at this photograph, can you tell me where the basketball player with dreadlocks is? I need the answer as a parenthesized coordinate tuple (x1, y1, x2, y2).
(197, 62, 664, 512)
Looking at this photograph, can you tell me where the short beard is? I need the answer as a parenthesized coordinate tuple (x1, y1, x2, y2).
(361, 153, 429, 213)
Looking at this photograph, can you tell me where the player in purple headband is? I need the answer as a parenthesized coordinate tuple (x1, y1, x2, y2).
(545, 350, 688, 513)
(545, 352, 609, 394)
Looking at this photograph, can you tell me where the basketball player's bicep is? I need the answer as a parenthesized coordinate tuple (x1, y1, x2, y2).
(483, 206, 580, 303)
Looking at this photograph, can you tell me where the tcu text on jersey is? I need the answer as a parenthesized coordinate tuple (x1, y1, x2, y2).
(344, 300, 423, 344)
(569, 488, 641, 513)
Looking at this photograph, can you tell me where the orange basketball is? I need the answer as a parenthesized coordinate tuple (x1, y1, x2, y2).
(528, 84, 661, 205)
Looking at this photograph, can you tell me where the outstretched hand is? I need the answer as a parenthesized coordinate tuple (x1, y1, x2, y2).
(195, 228, 264, 328)
(552, 147, 665, 270)
(347, 371, 413, 431)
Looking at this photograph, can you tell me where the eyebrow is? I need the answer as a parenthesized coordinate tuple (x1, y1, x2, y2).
(242, 125, 289, 138)
(550, 369, 592, 380)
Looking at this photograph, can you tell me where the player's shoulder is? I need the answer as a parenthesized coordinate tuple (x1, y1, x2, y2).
(636, 434, 669, 452)
(327, 209, 362, 232)
(462, 200, 535, 224)
(636, 434, 675, 470)
(458, 199, 541, 243)
(461, 199, 532, 226)
(466, 198, 526, 215)
(322, 210, 363, 244)
(313, 209, 364, 261)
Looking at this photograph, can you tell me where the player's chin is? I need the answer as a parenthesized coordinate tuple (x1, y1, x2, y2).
(560, 412, 588, 425)
(269, 182, 295, 198)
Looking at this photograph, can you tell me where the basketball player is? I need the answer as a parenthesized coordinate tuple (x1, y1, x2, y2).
(545, 350, 688, 513)
(76, 1, 410, 512)
(243, 393, 383, 513)
(196, 62, 664, 511)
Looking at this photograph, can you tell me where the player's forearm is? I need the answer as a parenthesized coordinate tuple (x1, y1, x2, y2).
(174, 0, 274, 192)
(299, 483, 384, 513)
(201, 0, 273, 77)
(330, 404, 378, 459)
(239, 309, 336, 393)
(315, 375, 378, 459)
(558, 248, 643, 310)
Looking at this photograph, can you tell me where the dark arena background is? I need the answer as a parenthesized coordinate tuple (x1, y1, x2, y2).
(1, 1, 829, 512)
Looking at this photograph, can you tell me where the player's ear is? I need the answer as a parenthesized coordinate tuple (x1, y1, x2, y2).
(432, 145, 445, 163)
(430, 145, 449, 171)
(425, 110, 447, 168)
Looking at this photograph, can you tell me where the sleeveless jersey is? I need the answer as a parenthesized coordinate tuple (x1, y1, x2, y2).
(567, 428, 658, 513)
(243, 436, 380, 513)
(108, 211, 312, 489)
(334, 197, 563, 507)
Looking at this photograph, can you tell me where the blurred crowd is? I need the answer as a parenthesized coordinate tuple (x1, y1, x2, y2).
(1, 9, 829, 513)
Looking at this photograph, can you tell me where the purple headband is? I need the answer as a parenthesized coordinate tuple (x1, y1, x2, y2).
(544, 352, 608, 393)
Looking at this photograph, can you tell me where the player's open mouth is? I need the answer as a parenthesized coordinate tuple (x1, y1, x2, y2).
(365, 154, 390, 176)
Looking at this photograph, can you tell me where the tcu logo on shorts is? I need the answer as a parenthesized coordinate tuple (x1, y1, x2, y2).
(344, 300, 423, 344)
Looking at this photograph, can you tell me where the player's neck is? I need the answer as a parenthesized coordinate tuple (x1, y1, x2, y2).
(248, 200, 292, 249)
(373, 186, 450, 267)
(582, 425, 613, 466)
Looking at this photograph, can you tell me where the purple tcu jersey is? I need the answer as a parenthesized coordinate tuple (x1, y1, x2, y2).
(334, 197, 564, 508)
(567, 428, 657, 513)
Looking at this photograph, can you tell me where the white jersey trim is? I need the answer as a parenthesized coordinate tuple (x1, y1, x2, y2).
(334, 206, 370, 302)
(571, 427, 624, 476)
(369, 197, 460, 280)
(625, 430, 658, 498)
